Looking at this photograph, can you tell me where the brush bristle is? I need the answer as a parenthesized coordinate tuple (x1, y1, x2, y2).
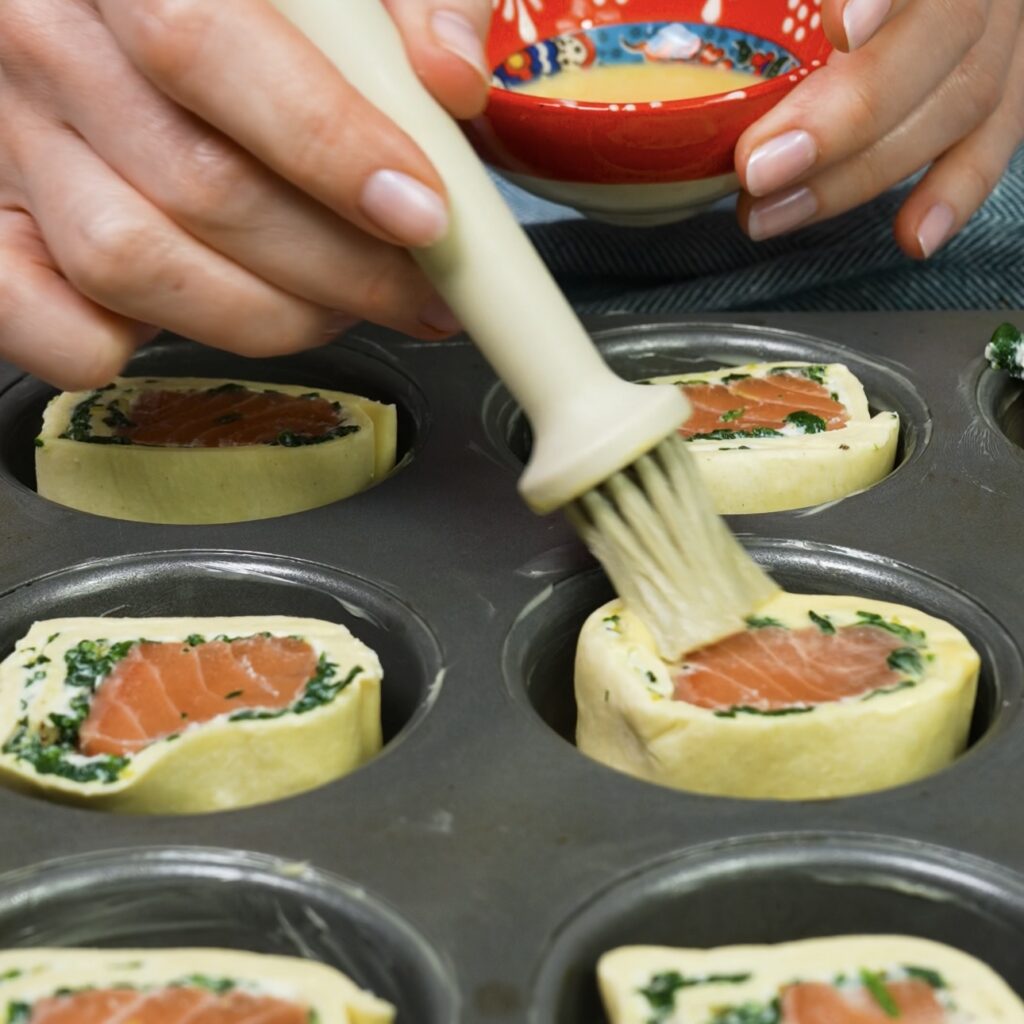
(567, 434, 778, 660)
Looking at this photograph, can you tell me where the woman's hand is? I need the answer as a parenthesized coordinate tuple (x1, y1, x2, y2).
(0, 0, 491, 389)
(735, 0, 1024, 258)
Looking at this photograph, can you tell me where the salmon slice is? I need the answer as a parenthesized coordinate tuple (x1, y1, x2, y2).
(673, 625, 907, 710)
(782, 978, 946, 1023)
(116, 388, 341, 447)
(79, 636, 318, 757)
(679, 372, 848, 439)
(28, 985, 308, 1024)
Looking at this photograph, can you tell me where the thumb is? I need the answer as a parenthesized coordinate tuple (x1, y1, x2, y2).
(385, 0, 492, 119)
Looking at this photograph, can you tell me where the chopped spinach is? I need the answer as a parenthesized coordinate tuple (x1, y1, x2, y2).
(808, 610, 836, 635)
(61, 390, 107, 442)
(688, 427, 783, 442)
(985, 322, 1024, 380)
(3, 638, 136, 784)
(6, 1002, 31, 1024)
(231, 660, 359, 722)
(720, 408, 745, 423)
(639, 971, 752, 1024)
(860, 968, 899, 1018)
(172, 975, 237, 994)
(856, 611, 926, 645)
(711, 1001, 781, 1024)
(714, 705, 815, 719)
(3, 722, 128, 784)
(274, 424, 359, 447)
(0, 971, 21, 983)
(720, 372, 752, 383)
(769, 364, 828, 385)
(101, 401, 135, 430)
(887, 647, 924, 676)
(745, 615, 785, 629)
(784, 411, 827, 434)
(904, 965, 946, 989)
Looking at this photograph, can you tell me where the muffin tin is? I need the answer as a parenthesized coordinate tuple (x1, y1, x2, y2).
(0, 310, 1021, 1022)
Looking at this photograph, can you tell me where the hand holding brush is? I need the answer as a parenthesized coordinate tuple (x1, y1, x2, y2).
(270, 0, 778, 659)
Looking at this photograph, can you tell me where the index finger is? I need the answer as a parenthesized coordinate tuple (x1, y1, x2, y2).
(385, 0, 492, 119)
(96, 0, 450, 248)
(736, 0, 994, 197)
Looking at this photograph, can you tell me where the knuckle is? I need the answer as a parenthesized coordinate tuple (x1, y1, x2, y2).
(959, 158, 998, 204)
(841, 74, 879, 145)
(117, 0, 211, 80)
(164, 136, 256, 231)
(355, 261, 424, 326)
(0, 1, 67, 84)
(286, 103, 350, 190)
(961, 63, 1005, 123)
(63, 212, 154, 299)
(956, 0, 989, 47)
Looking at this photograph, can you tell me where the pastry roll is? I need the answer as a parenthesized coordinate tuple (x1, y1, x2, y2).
(0, 616, 383, 813)
(575, 593, 979, 799)
(35, 377, 397, 523)
(599, 936, 1024, 1023)
(0, 947, 394, 1024)
(645, 362, 899, 513)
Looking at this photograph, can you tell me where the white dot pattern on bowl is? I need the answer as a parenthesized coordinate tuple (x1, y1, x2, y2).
(493, 0, 824, 57)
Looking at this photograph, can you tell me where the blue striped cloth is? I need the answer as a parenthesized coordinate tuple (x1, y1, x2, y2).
(494, 146, 1024, 312)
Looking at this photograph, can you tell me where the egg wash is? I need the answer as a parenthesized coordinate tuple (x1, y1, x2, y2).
(512, 62, 764, 103)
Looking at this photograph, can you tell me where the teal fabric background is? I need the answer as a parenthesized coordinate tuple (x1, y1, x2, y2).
(495, 148, 1024, 313)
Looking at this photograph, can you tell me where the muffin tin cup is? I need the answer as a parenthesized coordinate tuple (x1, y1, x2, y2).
(0, 312, 1021, 1021)
(0, 847, 460, 1022)
(530, 833, 1024, 1022)
(502, 537, 1022, 780)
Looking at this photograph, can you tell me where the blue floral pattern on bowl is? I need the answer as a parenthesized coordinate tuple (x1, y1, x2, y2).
(493, 21, 799, 90)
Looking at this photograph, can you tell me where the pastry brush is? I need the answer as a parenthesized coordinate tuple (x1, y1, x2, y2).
(269, 0, 778, 658)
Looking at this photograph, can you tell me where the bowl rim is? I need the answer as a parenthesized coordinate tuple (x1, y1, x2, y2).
(485, 16, 833, 116)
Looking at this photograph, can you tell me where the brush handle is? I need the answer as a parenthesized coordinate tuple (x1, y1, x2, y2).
(269, 0, 689, 511)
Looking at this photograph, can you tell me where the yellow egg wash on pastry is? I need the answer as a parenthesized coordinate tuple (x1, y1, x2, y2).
(35, 376, 397, 524)
(0, 947, 395, 1024)
(643, 362, 899, 514)
(575, 593, 979, 799)
(598, 936, 1024, 1023)
(0, 616, 383, 814)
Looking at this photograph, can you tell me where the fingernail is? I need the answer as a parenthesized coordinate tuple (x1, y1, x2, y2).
(916, 201, 956, 258)
(843, 0, 891, 51)
(432, 10, 490, 83)
(418, 295, 461, 335)
(360, 170, 449, 247)
(748, 186, 818, 241)
(745, 130, 818, 197)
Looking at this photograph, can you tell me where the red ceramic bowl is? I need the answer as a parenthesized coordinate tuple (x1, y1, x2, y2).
(466, 0, 832, 224)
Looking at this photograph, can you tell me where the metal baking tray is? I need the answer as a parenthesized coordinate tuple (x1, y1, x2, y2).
(0, 311, 1021, 1023)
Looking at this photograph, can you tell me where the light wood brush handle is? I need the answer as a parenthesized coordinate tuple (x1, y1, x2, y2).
(269, 0, 689, 512)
